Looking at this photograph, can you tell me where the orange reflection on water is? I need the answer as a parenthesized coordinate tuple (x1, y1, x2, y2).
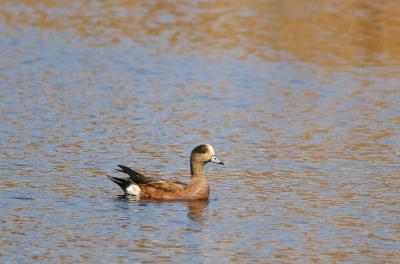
(1, 0, 399, 67)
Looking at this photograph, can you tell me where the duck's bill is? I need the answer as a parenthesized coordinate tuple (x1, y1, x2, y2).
(210, 155, 224, 165)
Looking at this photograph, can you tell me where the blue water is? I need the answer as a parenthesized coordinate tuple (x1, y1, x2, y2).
(1, 5, 400, 263)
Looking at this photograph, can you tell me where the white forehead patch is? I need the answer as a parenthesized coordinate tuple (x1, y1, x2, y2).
(207, 144, 215, 155)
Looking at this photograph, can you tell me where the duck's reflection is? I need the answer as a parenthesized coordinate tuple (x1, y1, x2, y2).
(114, 195, 209, 220)
(186, 200, 209, 220)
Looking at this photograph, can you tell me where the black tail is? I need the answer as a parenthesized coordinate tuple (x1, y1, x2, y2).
(107, 175, 132, 191)
(115, 165, 151, 184)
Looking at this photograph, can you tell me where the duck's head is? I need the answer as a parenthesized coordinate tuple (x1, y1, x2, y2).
(191, 144, 224, 165)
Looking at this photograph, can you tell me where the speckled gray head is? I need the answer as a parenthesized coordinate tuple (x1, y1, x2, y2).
(191, 144, 224, 165)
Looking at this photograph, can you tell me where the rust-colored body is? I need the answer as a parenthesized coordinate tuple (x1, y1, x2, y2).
(139, 177, 210, 200)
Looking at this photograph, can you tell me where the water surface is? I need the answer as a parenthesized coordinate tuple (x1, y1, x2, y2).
(1, 1, 400, 263)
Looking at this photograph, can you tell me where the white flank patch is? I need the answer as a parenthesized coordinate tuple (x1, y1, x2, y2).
(126, 184, 141, 196)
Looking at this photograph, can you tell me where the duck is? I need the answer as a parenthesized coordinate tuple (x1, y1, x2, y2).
(107, 144, 224, 200)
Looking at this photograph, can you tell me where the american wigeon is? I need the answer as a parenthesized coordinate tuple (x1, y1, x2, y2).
(107, 144, 224, 200)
